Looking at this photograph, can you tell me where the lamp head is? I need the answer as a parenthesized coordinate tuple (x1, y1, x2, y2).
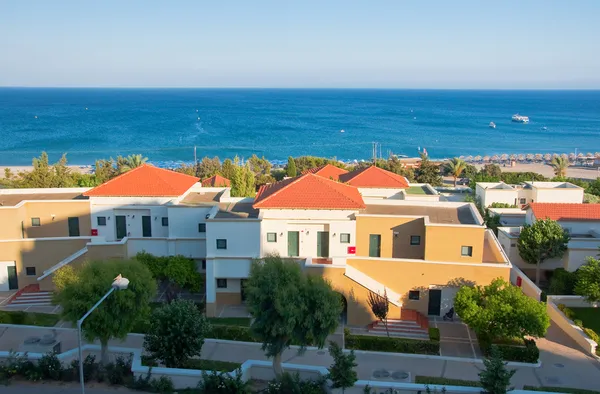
(112, 274, 129, 290)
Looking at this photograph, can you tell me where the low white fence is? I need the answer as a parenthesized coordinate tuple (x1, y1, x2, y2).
(547, 295, 598, 356)
(510, 265, 542, 301)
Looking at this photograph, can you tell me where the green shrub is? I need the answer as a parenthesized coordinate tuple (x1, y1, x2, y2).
(523, 386, 600, 394)
(415, 376, 481, 387)
(548, 268, 577, 295)
(583, 328, 600, 343)
(38, 352, 62, 380)
(557, 304, 576, 320)
(574, 319, 584, 328)
(183, 359, 242, 372)
(480, 339, 539, 363)
(70, 355, 98, 381)
(428, 328, 440, 342)
(197, 370, 251, 393)
(103, 356, 132, 385)
(151, 376, 174, 393)
(345, 334, 440, 355)
(207, 325, 258, 342)
(266, 372, 327, 394)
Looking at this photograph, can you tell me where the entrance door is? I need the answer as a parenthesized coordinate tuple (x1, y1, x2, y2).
(369, 234, 381, 257)
(7, 266, 18, 290)
(317, 231, 330, 258)
(287, 231, 299, 257)
(68, 217, 80, 237)
(116, 215, 127, 240)
(428, 289, 442, 316)
(142, 216, 152, 237)
(240, 279, 247, 302)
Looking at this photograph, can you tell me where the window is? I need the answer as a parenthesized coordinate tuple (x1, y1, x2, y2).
(510, 243, 516, 247)
(97, 216, 107, 226)
(408, 290, 420, 300)
(340, 233, 351, 243)
(161, 217, 169, 226)
(410, 235, 421, 245)
(461, 246, 473, 257)
(198, 223, 206, 233)
(217, 279, 227, 288)
(216, 239, 227, 249)
(26, 267, 36, 276)
(31, 217, 40, 227)
(201, 259, 206, 270)
(519, 198, 526, 205)
(267, 232, 277, 242)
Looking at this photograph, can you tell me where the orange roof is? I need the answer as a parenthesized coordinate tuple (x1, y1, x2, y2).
(253, 173, 365, 210)
(202, 174, 231, 187)
(339, 166, 409, 188)
(84, 164, 199, 197)
(525, 203, 600, 221)
(301, 164, 348, 181)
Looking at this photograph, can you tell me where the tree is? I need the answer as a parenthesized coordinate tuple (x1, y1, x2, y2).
(94, 158, 117, 183)
(247, 154, 272, 178)
(327, 341, 357, 393)
(244, 254, 342, 375)
(478, 345, 516, 394)
(20, 152, 54, 187)
(587, 178, 600, 197)
(550, 156, 569, 178)
(197, 156, 221, 179)
(445, 158, 467, 187)
(120, 154, 148, 172)
(454, 278, 550, 342)
(367, 289, 390, 337)
(144, 299, 210, 368)
(220, 158, 236, 180)
(462, 163, 478, 179)
(480, 164, 502, 178)
(242, 163, 256, 195)
(135, 252, 203, 300)
(415, 153, 442, 186)
(574, 257, 600, 302)
(518, 218, 570, 285)
(53, 153, 75, 187)
(286, 156, 297, 177)
(53, 259, 156, 364)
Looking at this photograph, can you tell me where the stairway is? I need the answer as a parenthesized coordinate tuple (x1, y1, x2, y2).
(368, 309, 430, 339)
(8, 291, 53, 307)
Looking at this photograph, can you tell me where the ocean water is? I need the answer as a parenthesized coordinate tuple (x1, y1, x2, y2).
(0, 88, 599, 166)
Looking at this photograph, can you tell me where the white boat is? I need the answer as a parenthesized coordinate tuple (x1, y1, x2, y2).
(340, 129, 345, 133)
(489, 122, 496, 129)
(512, 114, 529, 123)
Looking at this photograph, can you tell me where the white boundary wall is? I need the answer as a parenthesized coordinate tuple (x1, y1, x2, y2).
(547, 295, 598, 356)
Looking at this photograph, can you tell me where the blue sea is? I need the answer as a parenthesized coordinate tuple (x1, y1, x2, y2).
(0, 88, 599, 166)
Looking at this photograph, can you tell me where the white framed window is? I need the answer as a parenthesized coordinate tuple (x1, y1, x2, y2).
(267, 233, 277, 242)
(461, 246, 473, 257)
(410, 235, 421, 245)
(217, 279, 227, 288)
(216, 239, 227, 249)
(340, 233, 351, 243)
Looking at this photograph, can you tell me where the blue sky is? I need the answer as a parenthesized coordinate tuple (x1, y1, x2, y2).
(1, 0, 599, 88)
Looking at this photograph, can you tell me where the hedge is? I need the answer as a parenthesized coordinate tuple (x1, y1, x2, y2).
(523, 386, 600, 394)
(0, 311, 60, 327)
(479, 338, 539, 363)
(345, 334, 440, 355)
(415, 376, 481, 387)
(141, 356, 241, 372)
(428, 328, 440, 342)
(206, 325, 258, 343)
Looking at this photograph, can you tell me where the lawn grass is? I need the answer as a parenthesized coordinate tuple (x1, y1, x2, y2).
(407, 186, 430, 195)
(207, 317, 251, 327)
(523, 385, 600, 394)
(0, 311, 60, 327)
(570, 308, 600, 334)
(415, 376, 481, 387)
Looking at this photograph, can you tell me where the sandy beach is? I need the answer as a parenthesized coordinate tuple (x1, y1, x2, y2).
(0, 165, 93, 179)
(472, 162, 600, 180)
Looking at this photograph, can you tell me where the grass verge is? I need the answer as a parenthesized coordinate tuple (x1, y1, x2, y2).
(415, 376, 481, 387)
(142, 356, 241, 372)
(207, 317, 251, 327)
(0, 311, 60, 327)
(523, 386, 600, 394)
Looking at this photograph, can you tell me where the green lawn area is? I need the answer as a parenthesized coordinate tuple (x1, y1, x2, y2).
(0, 311, 60, 327)
(570, 308, 600, 334)
(415, 376, 480, 387)
(207, 317, 251, 327)
(523, 386, 600, 394)
(407, 186, 432, 195)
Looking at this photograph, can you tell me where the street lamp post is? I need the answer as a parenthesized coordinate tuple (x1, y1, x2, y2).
(77, 275, 129, 394)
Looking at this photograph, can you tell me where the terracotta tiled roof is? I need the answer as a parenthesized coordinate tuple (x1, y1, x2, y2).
(525, 203, 600, 221)
(339, 166, 409, 188)
(202, 174, 231, 187)
(84, 164, 199, 197)
(301, 164, 348, 181)
(253, 173, 365, 210)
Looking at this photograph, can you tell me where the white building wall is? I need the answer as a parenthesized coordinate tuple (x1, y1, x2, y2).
(127, 239, 169, 257)
(213, 259, 253, 278)
(260, 209, 356, 220)
(206, 221, 260, 258)
(567, 247, 600, 271)
(476, 188, 517, 207)
(358, 188, 404, 199)
(173, 239, 206, 258)
(533, 188, 584, 204)
(126, 238, 206, 259)
(167, 207, 212, 238)
(216, 278, 241, 293)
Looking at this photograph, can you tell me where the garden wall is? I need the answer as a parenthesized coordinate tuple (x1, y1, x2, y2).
(547, 296, 598, 356)
(510, 266, 542, 301)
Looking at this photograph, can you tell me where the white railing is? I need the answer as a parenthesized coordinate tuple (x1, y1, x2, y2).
(344, 265, 402, 306)
(37, 247, 88, 281)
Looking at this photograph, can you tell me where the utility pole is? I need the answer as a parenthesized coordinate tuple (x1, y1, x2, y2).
(372, 142, 377, 165)
(194, 146, 197, 165)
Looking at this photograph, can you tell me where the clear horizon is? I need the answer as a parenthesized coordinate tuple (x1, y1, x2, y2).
(1, 0, 600, 89)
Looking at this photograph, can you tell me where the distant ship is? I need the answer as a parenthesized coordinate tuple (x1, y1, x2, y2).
(489, 122, 496, 129)
(512, 114, 529, 123)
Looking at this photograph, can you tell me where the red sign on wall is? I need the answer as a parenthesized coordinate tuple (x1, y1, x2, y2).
(347, 246, 356, 254)
(91, 229, 98, 236)
(516, 276, 522, 287)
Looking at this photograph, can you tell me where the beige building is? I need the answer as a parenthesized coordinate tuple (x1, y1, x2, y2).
(476, 181, 584, 208)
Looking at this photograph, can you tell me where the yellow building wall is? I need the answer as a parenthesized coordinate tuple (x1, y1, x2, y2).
(308, 258, 510, 325)
(25, 201, 91, 238)
(424, 225, 485, 263)
(0, 206, 26, 240)
(355, 216, 425, 259)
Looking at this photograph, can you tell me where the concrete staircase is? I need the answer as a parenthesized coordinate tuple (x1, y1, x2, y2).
(368, 310, 430, 339)
(8, 291, 53, 307)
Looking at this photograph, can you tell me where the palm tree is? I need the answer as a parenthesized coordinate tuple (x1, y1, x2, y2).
(445, 158, 467, 187)
(120, 154, 148, 173)
(551, 156, 569, 178)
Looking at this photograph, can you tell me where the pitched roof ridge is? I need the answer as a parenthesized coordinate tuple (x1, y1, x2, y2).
(254, 174, 307, 206)
(83, 164, 148, 196)
(309, 173, 364, 207)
